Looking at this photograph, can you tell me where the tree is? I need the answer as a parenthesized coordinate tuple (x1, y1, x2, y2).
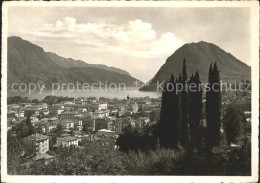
(206, 64, 213, 149)
(55, 123, 63, 137)
(149, 110, 160, 122)
(82, 122, 90, 134)
(15, 112, 34, 138)
(16, 122, 30, 138)
(117, 123, 158, 152)
(223, 103, 245, 144)
(32, 98, 39, 104)
(7, 130, 23, 174)
(158, 73, 180, 149)
(25, 113, 35, 135)
(206, 63, 222, 150)
(7, 96, 30, 104)
(180, 58, 189, 147)
(48, 134, 57, 149)
(116, 112, 120, 118)
(158, 81, 169, 148)
(35, 126, 43, 134)
(138, 106, 143, 112)
(189, 71, 203, 149)
(42, 96, 58, 105)
(116, 125, 141, 152)
(168, 74, 180, 148)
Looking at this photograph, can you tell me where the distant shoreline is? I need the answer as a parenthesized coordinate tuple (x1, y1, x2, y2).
(7, 87, 162, 100)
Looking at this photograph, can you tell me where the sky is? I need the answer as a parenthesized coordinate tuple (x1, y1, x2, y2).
(8, 6, 251, 82)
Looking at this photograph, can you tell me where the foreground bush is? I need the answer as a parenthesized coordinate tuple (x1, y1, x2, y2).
(20, 144, 185, 175)
(121, 147, 185, 175)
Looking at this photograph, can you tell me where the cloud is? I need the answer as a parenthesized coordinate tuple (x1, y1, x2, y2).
(24, 17, 183, 58)
(120, 19, 156, 42)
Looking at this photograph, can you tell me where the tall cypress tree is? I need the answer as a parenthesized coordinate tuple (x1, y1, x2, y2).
(167, 74, 175, 148)
(169, 74, 180, 148)
(189, 74, 195, 147)
(177, 74, 183, 143)
(26, 111, 35, 136)
(189, 71, 203, 149)
(206, 64, 213, 150)
(159, 81, 169, 148)
(212, 63, 221, 146)
(194, 71, 203, 137)
(159, 74, 180, 149)
(206, 63, 221, 150)
(180, 58, 189, 147)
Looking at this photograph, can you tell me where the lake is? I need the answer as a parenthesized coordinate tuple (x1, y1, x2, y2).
(7, 87, 161, 100)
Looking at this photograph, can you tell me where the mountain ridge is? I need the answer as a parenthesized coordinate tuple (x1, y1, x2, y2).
(7, 36, 141, 89)
(46, 52, 131, 76)
(141, 41, 250, 91)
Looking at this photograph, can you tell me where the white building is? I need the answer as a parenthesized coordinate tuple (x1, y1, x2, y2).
(94, 109, 110, 118)
(22, 133, 49, 155)
(89, 103, 108, 111)
(57, 136, 79, 147)
(96, 129, 115, 137)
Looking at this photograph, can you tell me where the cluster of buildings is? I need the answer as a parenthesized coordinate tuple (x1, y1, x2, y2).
(8, 90, 251, 166)
(7, 95, 161, 163)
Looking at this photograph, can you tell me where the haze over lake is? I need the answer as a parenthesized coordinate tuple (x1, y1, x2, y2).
(7, 87, 161, 100)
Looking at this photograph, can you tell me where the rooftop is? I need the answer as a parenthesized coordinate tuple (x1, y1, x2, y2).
(35, 153, 54, 161)
(94, 109, 110, 114)
(49, 106, 63, 110)
(61, 111, 78, 115)
(49, 117, 59, 121)
(58, 136, 78, 142)
(24, 133, 49, 141)
(98, 129, 115, 133)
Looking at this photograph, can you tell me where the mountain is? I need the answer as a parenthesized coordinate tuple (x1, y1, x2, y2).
(46, 52, 131, 76)
(142, 41, 250, 90)
(7, 36, 141, 89)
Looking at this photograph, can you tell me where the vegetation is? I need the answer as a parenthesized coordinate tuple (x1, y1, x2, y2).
(18, 145, 184, 175)
(149, 110, 160, 122)
(42, 96, 74, 105)
(7, 95, 75, 105)
(11, 137, 250, 175)
(116, 123, 159, 153)
(16, 114, 35, 138)
(223, 102, 246, 145)
(7, 130, 34, 174)
(7, 96, 30, 104)
(7, 131, 24, 174)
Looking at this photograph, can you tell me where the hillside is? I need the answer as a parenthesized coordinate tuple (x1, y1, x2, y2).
(142, 41, 250, 91)
(46, 52, 131, 76)
(7, 36, 141, 89)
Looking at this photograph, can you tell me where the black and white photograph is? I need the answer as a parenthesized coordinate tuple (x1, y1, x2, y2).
(1, 1, 259, 183)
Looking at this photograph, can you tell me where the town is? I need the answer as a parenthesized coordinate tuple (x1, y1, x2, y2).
(7, 85, 251, 171)
(7, 95, 161, 166)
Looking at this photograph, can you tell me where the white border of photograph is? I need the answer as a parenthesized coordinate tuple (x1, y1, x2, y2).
(1, 1, 259, 183)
